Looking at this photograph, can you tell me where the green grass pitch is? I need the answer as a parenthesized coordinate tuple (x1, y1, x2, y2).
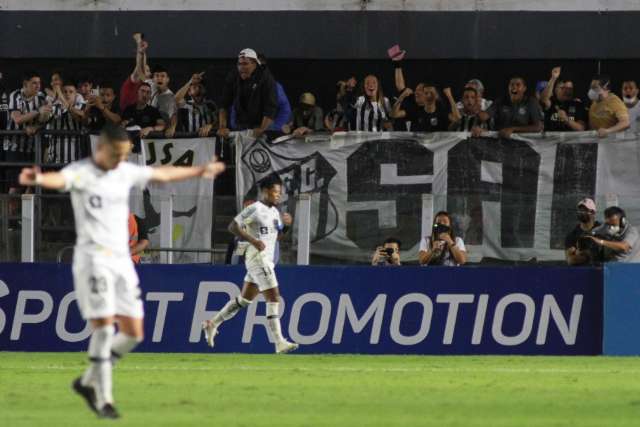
(1, 352, 640, 426)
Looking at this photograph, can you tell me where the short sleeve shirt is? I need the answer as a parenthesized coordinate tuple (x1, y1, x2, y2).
(122, 104, 163, 128)
(419, 236, 466, 266)
(234, 201, 282, 268)
(489, 96, 542, 130)
(544, 97, 588, 131)
(589, 94, 629, 130)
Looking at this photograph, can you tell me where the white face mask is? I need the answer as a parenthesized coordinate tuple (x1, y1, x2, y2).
(608, 225, 621, 235)
(588, 88, 601, 101)
(623, 96, 638, 104)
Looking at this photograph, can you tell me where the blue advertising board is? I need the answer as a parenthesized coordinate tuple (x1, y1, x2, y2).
(603, 263, 640, 355)
(0, 263, 602, 355)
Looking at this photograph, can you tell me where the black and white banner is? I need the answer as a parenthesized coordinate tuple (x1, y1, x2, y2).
(235, 131, 640, 262)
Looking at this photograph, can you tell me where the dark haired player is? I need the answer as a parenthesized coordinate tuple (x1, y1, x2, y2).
(19, 126, 225, 419)
(202, 175, 298, 354)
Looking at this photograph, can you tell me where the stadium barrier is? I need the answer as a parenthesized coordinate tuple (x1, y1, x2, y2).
(0, 263, 603, 355)
(603, 263, 640, 356)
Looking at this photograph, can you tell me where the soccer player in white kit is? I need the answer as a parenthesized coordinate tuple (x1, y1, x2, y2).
(202, 175, 298, 354)
(18, 126, 225, 419)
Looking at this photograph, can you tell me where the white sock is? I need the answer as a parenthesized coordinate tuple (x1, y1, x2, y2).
(111, 333, 142, 363)
(266, 302, 285, 343)
(212, 296, 251, 326)
(81, 324, 115, 408)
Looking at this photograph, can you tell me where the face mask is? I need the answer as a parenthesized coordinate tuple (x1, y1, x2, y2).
(624, 96, 638, 104)
(577, 213, 591, 223)
(608, 225, 621, 235)
(588, 88, 601, 101)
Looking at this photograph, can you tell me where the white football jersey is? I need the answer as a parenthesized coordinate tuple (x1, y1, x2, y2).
(61, 159, 154, 256)
(234, 201, 283, 267)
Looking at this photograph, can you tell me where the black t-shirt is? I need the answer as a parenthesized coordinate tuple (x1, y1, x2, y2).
(122, 104, 162, 128)
(402, 97, 449, 132)
(565, 222, 601, 249)
(135, 215, 149, 241)
(489, 96, 542, 130)
(544, 97, 587, 131)
(0, 90, 9, 130)
(86, 102, 121, 133)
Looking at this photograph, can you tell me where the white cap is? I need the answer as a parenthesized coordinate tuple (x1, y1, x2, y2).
(238, 48, 260, 65)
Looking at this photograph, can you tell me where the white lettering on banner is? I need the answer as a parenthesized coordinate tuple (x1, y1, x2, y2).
(390, 293, 433, 345)
(536, 294, 583, 345)
(332, 294, 387, 344)
(11, 291, 54, 340)
(472, 294, 489, 345)
(147, 292, 184, 342)
(289, 293, 331, 345)
(189, 282, 240, 342)
(56, 292, 91, 342)
(243, 295, 287, 344)
(437, 294, 475, 345)
(492, 293, 535, 346)
(0, 280, 9, 335)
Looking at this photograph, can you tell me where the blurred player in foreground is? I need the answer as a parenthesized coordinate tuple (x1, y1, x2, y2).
(202, 175, 298, 354)
(19, 125, 225, 419)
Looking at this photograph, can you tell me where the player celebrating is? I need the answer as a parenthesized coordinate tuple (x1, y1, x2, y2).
(202, 175, 298, 354)
(19, 125, 225, 419)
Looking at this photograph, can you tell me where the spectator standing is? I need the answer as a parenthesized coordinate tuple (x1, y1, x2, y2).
(590, 206, 640, 263)
(120, 33, 152, 112)
(45, 83, 87, 163)
(150, 66, 177, 133)
(456, 79, 493, 112)
(0, 72, 8, 155)
(129, 213, 149, 264)
(622, 80, 640, 132)
(85, 83, 122, 133)
(450, 87, 487, 132)
(588, 75, 630, 137)
(481, 76, 543, 139)
(391, 83, 450, 132)
(565, 198, 601, 266)
(121, 83, 165, 137)
(76, 74, 94, 101)
(287, 92, 324, 136)
(343, 74, 392, 132)
(391, 53, 426, 131)
(540, 67, 587, 132)
(218, 48, 278, 139)
(174, 72, 218, 137)
(324, 78, 353, 132)
(5, 71, 49, 162)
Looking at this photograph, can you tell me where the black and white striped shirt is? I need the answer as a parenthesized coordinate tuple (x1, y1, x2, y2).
(44, 94, 86, 164)
(349, 96, 391, 132)
(177, 97, 217, 134)
(4, 89, 46, 153)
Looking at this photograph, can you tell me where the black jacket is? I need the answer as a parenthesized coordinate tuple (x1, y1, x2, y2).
(221, 65, 278, 129)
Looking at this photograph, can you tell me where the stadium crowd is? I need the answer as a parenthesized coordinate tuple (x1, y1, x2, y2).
(0, 36, 637, 171)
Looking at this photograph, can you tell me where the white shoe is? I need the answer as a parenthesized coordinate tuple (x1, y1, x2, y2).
(202, 320, 219, 348)
(275, 340, 299, 354)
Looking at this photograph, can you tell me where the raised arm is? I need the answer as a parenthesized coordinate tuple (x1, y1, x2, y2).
(19, 167, 66, 190)
(150, 156, 225, 183)
(443, 87, 461, 123)
(541, 67, 560, 110)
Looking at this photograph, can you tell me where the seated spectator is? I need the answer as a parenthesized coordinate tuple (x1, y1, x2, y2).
(121, 83, 165, 137)
(45, 82, 86, 163)
(342, 74, 392, 132)
(565, 198, 601, 266)
(540, 67, 586, 132)
(85, 82, 121, 132)
(392, 83, 449, 132)
(456, 78, 493, 112)
(588, 74, 630, 137)
(129, 213, 149, 264)
(480, 76, 543, 139)
(286, 92, 324, 136)
(120, 32, 152, 112)
(6, 71, 49, 162)
(218, 48, 278, 139)
(371, 237, 402, 266)
(590, 206, 640, 263)
(622, 80, 640, 132)
(150, 65, 177, 136)
(174, 72, 218, 137)
(450, 87, 487, 132)
(419, 211, 467, 266)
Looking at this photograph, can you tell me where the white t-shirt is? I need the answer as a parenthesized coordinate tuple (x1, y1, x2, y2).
(626, 101, 640, 132)
(419, 236, 466, 266)
(61, 159, 154, 256)
(234, 201, 283, 267)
